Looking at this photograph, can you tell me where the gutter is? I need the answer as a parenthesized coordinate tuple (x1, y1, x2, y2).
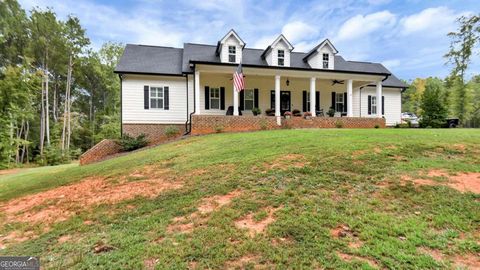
(113, 70, 185, 77)
(184, 64, 196, 135)
(183, 74, 190, 135)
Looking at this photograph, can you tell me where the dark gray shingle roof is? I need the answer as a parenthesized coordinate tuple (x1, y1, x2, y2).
(115, 44, 183, 75)
(116, 43, 407, 88)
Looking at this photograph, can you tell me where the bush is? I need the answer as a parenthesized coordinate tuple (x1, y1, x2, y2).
(36, 146, 69, 166)
(252, 107, 261, 116)
(419, 78, 447, 128)
(327, 107, 336, 117)
(374, 124, 380, 129)
(164, 125, 180, 138)
(335, 120, 344, 128)
(259, 119, 268, 130)
(118, 134, 148, 151)
(292, 109, 302, 117)
(214, 125, 224, 133)
(395, 123, 409, 128)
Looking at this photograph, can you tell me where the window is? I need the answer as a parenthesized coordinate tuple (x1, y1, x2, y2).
(335, 92, 344, 112)
(210, 87, 220, 109)
(150, 86, 164, 109)
(306, 93, 311, 111)
(277, 49, 285, 66)
(228, 46, 236, 63)
(244, 89, 254, 110)
(323, 53, 329, 69)
(371, 96, 377, 115)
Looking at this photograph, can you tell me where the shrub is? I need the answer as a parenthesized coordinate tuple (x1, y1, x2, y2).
(214, 125, 224, 133)
(335, 120, 344, 128)
(395, 123, 409, 128)
(374, 124, 380, 129)
(118, 134, 148, 151)
(252, 107, 261, 116)
(164, 125, 180, 138)
(327, 107, 336, 117)
(36, 146, 69, 166)
(292, 109, 302, 117)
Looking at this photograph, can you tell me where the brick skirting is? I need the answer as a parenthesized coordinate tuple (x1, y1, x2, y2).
(123, 123, 184, 144)
(79, 139, 122, 165)
(191, 115, 385, 135)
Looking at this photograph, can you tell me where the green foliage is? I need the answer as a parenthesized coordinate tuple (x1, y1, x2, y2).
(118, 134, 148, 152)
(251, 107, 261, 116)
(327, 107, 335, 117)
(36, 146, 69, 166)
(214, 125, 224, 133)
(164, 125, 180, 138)
(420, 78, 448, 128)
(335, 120, 344, 128)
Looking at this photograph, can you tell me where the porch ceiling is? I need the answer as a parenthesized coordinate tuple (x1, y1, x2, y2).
(195, 63, 386, 83)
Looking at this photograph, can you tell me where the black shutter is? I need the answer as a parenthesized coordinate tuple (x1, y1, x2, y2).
(254, 88, 259, 108)
(144, 85, 149, 109)
(270, 91, 275, 109)
(164, 87, 169, 110)
(204, 86, 210, 110)
(239, 90, 244, 110)
(331, 92, 336, 110)
(302, 91, 307, 112)
(382, 96, 385, 115)
(315, 91, 320, 111)
(343, 92, 347, 113)
(368, 95, 372, 115)
(220, 87, 225, 110)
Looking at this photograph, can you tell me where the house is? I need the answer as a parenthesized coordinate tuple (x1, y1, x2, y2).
(114, 29, 406, 139)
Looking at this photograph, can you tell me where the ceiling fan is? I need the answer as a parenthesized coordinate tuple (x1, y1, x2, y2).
(332, 80, 345, 86)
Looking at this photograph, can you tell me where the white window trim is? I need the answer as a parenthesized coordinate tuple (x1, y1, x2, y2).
(371, 96, 377, 115)
(244, 89, 255, 110)
(228, 46, 236, 63)
(278, 49, 285, 66)
(150, 86, 165, 110)
(322, 53, 329, 69)
(335, 92, 344, 112)
(210, 87, 221, 110)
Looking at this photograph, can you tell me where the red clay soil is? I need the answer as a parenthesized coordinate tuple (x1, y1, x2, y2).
(419, 247, 480, 269)
(167, 190, 242, 234)
(0, 168, 21, 176)
(410, 170, 480, 194)
(234, 207, 281, 238)
(0, 171, 183, 227)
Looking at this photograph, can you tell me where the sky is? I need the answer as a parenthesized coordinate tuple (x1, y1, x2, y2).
(19, 0, 480, 81)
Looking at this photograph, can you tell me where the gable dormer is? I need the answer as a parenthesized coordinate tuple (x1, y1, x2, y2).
(303, 39, 338, 70)
(215, 29, 245, 64)
(261, 34, 294, 67)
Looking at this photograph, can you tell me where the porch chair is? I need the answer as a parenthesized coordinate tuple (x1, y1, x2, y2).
(226, 106, 242, 116)
(316, 109, 324, 117)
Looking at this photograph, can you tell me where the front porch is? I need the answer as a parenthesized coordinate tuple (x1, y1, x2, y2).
(193, 64, 386, 125)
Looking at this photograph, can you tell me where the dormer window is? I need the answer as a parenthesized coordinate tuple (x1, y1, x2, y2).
(323, 53, 329, 69)
(228, 46, 236, 63)
(278, 50, 285, 66)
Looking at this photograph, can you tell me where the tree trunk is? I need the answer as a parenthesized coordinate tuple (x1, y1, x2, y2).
(45, 67, 50, 146)
(53, 80, 57, 122)
(40, 77, 45, 155)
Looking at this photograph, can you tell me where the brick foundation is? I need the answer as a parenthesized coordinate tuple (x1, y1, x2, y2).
(79, 139, 122, 165)
(191, 115, 385, 135)
(123, 123, 185, 144)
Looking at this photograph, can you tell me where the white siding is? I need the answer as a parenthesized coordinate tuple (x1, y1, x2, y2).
(268, 40, 291, 67)
(307, 46, 334, 70)
(360, 87, 402, 126)
(220, 35, 242, 64)
(122, 74, 192, 124)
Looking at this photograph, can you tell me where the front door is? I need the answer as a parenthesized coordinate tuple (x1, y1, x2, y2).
(270, 90, 291, 115)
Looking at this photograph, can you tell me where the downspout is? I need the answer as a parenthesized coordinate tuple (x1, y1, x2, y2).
(359, 87, 362, 117)
(183, 74, 189, 134)
(118, 74, 123, 137)
(184, 64, 196, 135)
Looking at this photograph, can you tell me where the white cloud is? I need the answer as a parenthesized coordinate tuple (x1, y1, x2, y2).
(400, 7, 458, 35)
(282, 21, 317, 44)
(336, 11, 397, 41)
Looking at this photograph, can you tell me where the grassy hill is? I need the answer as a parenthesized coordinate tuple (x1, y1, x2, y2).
(0, 129, 479, 269)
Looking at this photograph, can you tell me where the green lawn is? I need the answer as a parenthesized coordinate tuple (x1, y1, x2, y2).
(0, 129, 479, 269)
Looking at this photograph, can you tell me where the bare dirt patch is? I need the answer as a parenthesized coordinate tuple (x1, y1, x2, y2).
(337, 252, 379, 268)
(0, 231, 33, 249)
(331, 224, 363, 249)
(408, 170, 480, 194)
(234, 207, 281, 237)
(166, 190, 242, 234)
(262, 154, 308, 172)
(0, 171, 183, 227)
(0, 168, 21, 176)
(144, 258, 159, 270)
(418, 247, 480, 268)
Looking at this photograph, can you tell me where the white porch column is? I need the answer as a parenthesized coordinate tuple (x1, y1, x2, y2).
(310, 77, 316, 117)
(376, 81, 382, 117)
(275, 75, 281, 125)
(347, 79, 353, 117)
(195, 71, 200, 114)
(233, 86, 239, 116)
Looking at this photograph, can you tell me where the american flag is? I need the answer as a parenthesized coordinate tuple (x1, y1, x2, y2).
(233, 62, 245, 92)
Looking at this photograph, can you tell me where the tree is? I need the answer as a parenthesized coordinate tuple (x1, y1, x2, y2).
(419, 78, 448, 128)
(445, 14, 480, 123)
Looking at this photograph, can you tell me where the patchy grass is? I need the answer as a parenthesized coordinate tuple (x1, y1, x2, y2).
(0, 129, 479, 269)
